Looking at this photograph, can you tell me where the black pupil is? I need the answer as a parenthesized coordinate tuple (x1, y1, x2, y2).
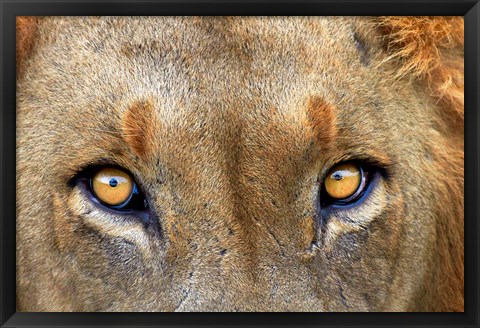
(109, 178, 118, 187)
(333, 172, 343, 181)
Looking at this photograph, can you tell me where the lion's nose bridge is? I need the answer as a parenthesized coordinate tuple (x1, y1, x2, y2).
(155, 95, 318, 306)
(160, 160, 273, 309)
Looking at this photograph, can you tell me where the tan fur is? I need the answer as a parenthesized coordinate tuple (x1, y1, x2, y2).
(16, 17, 463, 312)
(16, 16, 39, 79)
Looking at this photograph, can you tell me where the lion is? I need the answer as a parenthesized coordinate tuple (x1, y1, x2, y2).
(16, 16, 464, 312)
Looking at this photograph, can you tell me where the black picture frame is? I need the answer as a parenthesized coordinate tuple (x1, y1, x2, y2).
(1, 1, 478, 327)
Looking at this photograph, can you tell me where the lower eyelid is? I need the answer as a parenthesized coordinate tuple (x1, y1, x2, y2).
(67, 188, 154, 252)
(317, 178, 387, 249)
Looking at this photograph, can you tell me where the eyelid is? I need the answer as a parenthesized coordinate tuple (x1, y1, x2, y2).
(66, 187, 153, 249)
(318, 173, 387, 249)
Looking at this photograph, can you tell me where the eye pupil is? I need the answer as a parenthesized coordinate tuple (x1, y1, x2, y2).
(109, 178, 118, 187)
(332, 173, 343, 181)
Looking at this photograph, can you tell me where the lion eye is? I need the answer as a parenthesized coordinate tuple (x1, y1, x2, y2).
(323, 162, 367, 204)
(325, 163, 361, 199)
(91, 167, 135, 207)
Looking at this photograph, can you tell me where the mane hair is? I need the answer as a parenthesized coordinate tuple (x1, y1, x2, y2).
(374, 17, 464, 121)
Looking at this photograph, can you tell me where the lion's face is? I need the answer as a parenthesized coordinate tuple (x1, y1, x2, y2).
(16, 17, 463, 311)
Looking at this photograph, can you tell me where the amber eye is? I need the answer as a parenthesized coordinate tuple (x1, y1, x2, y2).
(324, 162, 365, 202)
(91, 167, 134, 206)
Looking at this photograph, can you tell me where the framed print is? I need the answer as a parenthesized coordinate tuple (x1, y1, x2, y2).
(1, 0, 478, 327)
